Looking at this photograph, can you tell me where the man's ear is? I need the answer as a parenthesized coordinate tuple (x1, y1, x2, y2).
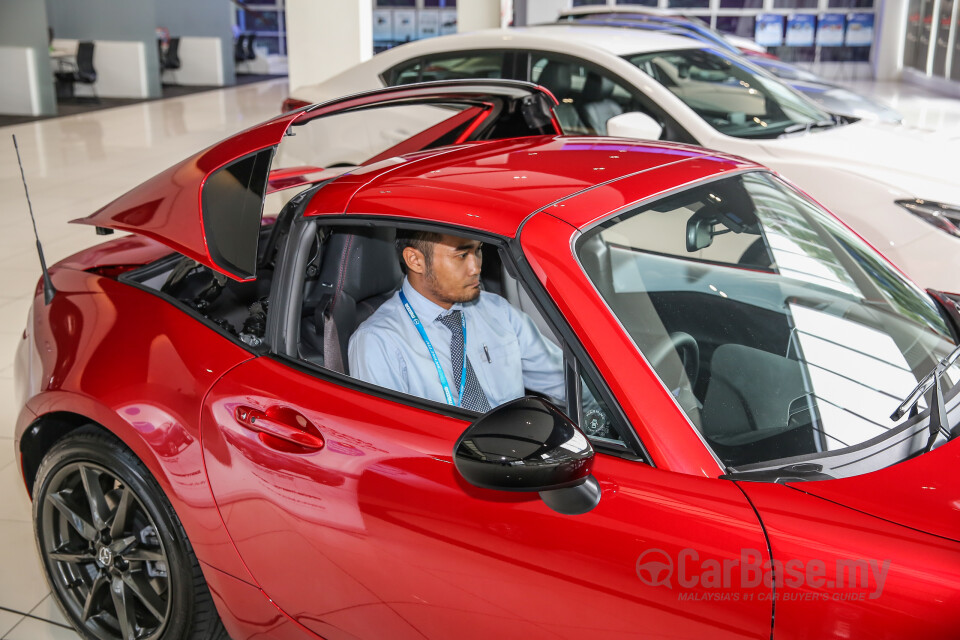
(403, 246, 426, 275)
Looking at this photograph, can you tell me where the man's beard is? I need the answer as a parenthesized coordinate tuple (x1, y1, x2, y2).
(426, 271, 481, 306)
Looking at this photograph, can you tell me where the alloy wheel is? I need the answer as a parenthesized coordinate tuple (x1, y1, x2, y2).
(39, 461, 171, 640)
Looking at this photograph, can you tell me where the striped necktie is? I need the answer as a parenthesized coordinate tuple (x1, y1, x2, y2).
(438, 310, 491, 412)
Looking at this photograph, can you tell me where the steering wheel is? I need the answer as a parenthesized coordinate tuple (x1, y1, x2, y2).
(647, 331, 700, 387)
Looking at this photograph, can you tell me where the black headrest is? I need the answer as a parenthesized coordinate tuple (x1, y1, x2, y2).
(537, 61, 573, 97)
(318, 228, 402, 305)
(582, 72, 614, 101)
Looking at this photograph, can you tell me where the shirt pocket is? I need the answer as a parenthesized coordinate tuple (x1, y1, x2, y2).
(474, 335, 523, 399)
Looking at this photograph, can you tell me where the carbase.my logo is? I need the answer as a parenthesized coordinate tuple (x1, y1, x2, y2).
(635, 548, 674, 587)
(635, 547, 891, 599)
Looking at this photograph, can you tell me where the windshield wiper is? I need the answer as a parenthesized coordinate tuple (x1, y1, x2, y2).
(780, 117, 838, 136)
(890, 344, 960, 453)
(721, 463, 834, 484)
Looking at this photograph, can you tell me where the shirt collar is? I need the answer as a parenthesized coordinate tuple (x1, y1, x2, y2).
(401, 277, 463, 323)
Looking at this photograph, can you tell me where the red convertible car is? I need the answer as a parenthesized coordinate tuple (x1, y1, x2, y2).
(13, 81, 960, 640)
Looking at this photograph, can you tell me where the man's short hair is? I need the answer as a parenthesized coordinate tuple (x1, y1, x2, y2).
(396, 229, 443, 274)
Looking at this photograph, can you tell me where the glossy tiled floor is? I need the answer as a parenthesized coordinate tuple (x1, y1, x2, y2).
(0, 74, 958, 639)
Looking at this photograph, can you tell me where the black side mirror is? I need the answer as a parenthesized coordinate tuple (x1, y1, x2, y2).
(453, 396, 601, 515)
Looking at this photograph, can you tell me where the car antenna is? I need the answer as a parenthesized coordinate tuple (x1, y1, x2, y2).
(12, 134, 56, 305)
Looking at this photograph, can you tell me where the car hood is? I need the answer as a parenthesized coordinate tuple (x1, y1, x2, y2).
(793, 84, 903, 123)
(758, 121, 960, 204)
(788, 438, 960, 543)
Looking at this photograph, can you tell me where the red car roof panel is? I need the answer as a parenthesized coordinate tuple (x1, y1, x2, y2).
(306, 136, 756, 237)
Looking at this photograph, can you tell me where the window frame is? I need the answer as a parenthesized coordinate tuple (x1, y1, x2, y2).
(380, 49, 520, 86)
(267, 211, 650, 462)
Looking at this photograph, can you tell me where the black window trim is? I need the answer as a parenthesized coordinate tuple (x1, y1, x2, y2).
(269, 211, 650, 463)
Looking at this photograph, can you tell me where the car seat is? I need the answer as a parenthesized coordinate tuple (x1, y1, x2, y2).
(535, 61, 588, 134)
(304, 228, 402, 374)
(578, 72, 624, 135)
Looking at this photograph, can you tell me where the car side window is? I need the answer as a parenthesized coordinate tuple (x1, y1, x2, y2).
(526, 51, 697, 144)
(295, 224, 568, 410)
(577, 370, 627, 446)
(387, 51, 507, 85)
(529, 53, 646, 136)
(390, 59, 422, 85)
(289, 221, 637, 455)
(498, 253, 629, 448)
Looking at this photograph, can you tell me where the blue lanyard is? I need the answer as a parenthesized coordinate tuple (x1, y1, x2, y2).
(399, 290, 468, 407)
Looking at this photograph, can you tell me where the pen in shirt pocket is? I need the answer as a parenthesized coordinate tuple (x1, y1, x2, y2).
(483, 344, 491, 363)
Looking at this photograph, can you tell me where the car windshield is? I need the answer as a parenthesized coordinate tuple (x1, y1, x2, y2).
(577, 171, 960, 474)
(624, 48, 834, 139)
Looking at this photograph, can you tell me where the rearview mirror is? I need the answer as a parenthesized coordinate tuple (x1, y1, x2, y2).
(686, 214, 716, 252)
(453, 396, 600, 515)
(607, 111, 663, 141)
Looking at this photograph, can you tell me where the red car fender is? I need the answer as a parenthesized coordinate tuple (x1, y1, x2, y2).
(22, 389, 257, 586)
(16, 266, 260, 585)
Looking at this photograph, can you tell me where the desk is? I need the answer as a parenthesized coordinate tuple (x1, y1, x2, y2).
(49, 46, 78, 99)
(49, 47, 74, 60)
(49, 38, 150, 99)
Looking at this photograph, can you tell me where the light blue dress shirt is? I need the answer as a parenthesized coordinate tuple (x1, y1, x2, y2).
(348, 278, 566, 409)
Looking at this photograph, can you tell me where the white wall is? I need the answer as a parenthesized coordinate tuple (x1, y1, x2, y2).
(458, 0, 501, 32)
(165, 37, 225, 86)
(0, 0, 57, 115)
(287, 0, 372, 93)
(515, 0, 569, 27)
(0, 47, 41, 115)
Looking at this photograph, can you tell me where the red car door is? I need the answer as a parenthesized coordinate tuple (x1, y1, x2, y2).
(201, 356, 774, 640)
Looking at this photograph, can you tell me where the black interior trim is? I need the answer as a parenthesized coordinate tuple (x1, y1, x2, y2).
(118, 254, 267, 356)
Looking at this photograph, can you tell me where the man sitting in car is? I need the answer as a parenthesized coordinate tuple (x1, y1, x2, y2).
(348, 230, 565, 411)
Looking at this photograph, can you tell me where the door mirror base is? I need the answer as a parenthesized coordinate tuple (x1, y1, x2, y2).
(540, 475, 601, 515)
(607, 111, 663, 141)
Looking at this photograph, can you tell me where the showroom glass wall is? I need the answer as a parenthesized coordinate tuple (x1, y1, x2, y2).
(571, 0, 877, 63)
(905, 0, 960, 81)
(373, 0, 459, 52)
(235, 0, 288, 56)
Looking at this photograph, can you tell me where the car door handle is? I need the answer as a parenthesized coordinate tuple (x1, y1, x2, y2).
(234, 406, 325, 451)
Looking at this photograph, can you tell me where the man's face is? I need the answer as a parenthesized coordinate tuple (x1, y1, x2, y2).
(408, 234, 483, 307)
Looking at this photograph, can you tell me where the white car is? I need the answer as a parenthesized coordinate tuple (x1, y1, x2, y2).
(286, 26, 960, 293)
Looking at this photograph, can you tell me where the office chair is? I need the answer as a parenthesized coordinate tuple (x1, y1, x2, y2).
(234, 34, 250, 72)
(54, 41, 98, 103)
(244, 33, 257, 61)
(161, 37, 181, 83)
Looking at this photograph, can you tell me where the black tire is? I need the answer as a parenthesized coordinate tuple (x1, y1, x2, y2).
(32, 425, 229, 640)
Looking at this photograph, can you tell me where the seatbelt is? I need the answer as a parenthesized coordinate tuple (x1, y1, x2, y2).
(323, 310, 345, 374)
